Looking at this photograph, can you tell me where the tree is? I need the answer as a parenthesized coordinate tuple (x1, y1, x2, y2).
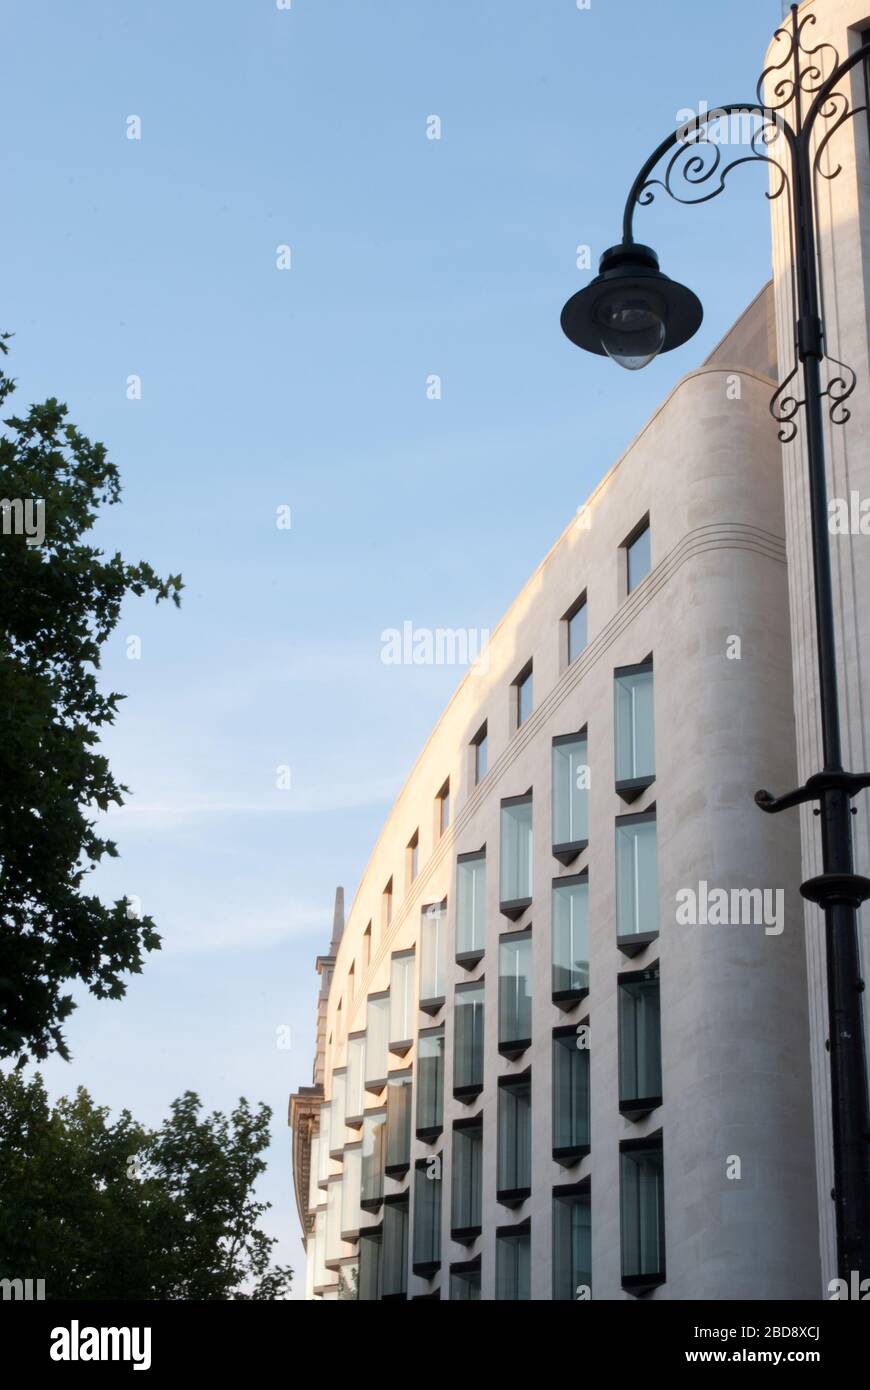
(0, 335, 182, 1063)
(0, 1070, 293, 1299)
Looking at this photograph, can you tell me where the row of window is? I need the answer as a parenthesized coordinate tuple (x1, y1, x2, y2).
(346, 1134, 664, 1300)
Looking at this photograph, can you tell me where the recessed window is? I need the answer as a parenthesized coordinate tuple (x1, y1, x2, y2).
(514, 661, 534, 728)
(456, 850, 486, 963)
(420, 900, 447, 1010)
(614, 661, 655, 800)
(449, 1259, 481, 1300)
(496, 1223, 531, 1300)
(453, 981, 485, 1098)
(416, 1026, 445, 1138)
(615, 810, 658, 955)
(565, 593, 588, 666)
(382, 1194, 409, 1300)
(625, 518, 651, 594)
(317, 1104, 332, 1186)
(340, 1141, 363, 1241)
(618, 968, 662, 1118)
(552, 732, 589, 862)
(472, 722, 488, 784)
(498, 929, 532, 1058)
(325, 1174, 344, 1268)
(385, 1071, 412, 1176)
(329, 1070, 347, 1156)
(365, 993, 390, 1090)
(389, 951, 415, 1054)
(620, 1135, 665, 1293)
(412, 1157, 442, 1277)
(451, 1121, 483, 1242)
(362, 923, 372, 971)
(358, 1229, 382, 1301)
(552, 874, 589, 1007)
(497, 1072, 532, 1205)
(383, 880, 393, 928)
(553, 1184, 591, 1300)
(345, 1033, 366, 1123)
(348, 961, 355, 1001)
(437, 780, 450, 837)
(500, 793, 533, 918)
(407, 833, 419, 884)
(360, 1109, 386, 1211)
(553, 1026, 590, 1164)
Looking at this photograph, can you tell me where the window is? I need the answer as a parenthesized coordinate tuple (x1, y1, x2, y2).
(341, 1142, 363, 1239)
(348, 961, 355, 1002)
(620, 1135, 665, 1292)
(325, 1175, 344, 1266)
(565, 593, 588, 666)
(472, 722, 488, 784)
(407, 833, 419, 884)
(496, 1223, 530, 1300)
(358, 1230, 382, 1301)
(382, 1195, 409, 1300)
(329, 1070, 347, 1155)
(307, 1132, 321, 1213)
(552, 732, 588, 860)
(385, 1071, 412, 1176)
(362, 923, 372, 971)
(317, 1104, 332, 1186)
(552, 874, 589, 1005)
(514, 661, 533, 728)
(360, 1109, 386, 1211)
(500, 793, 533, 916)
(420, 900, 447, 1009)
(497, 1072, 532, 1204)
(615, 811, 658, 954)
(449, 1260, 481, 1300)
(383, 878, 393, 928)
(365, 993, 390, 1089)
(618, 968, 662, 1118)
(456, 850, 486, 962)
(498, 930, 532, 1057)
(451, 1120, 483, 1241)
(416, 1026, 445, 1137)
(437, 780, 450, 837)
(389, 951, 415, 1053)
(625, 518, 651, 593)
(345, 1033, 366, 1123)
(614, 661, 655, 798)
(453, 981, 485, 1098)
(412, 1157, 442, 1277)
(553, 1185, 591, 1300)
(553, 1026, 590, 1163)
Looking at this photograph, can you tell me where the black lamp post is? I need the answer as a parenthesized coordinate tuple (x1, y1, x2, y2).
(562, 4, 870, 1286)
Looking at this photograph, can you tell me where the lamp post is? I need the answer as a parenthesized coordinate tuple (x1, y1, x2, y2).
(561, 4, 870, 1285)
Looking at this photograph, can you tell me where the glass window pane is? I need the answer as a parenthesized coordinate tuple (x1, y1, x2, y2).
(619, 976, 662, 1104)
(499, 935, 532, 1046)
(389, 954, 415, 1045)
(361, 1111, 386, 1207)
(517, 670, 533, 726)
(456, 852, 486, 955)
(621, 1143, 665, 1281)
(553, 1192, 591, 1300)
(450, 1269, 480, 1300)
(475, 730, 488, 783)
(500, 797, 533, 903)
(552, 878, 589, 996)
(627, 524, 651, 592)
(341, 1146, 362, 1237)
(497, 1080, 531, 1193)
(552, 735, 588, 846)
(312, 1209, 329, 1291)
(385, 1074, 412, 1172)
(317, 1104, 332, 1183)
(440, 787, 450, 834)
(412, 1162, 442, 1269)
(308, 1133, 321, 1212)
(365, 995, 390, 1085)
(496, 1231, 530, 1300)
(346, 1036, 365, 1119)
(325, 1178, 344, 1265)
(553, 1033, 590, 1151)
(329, 1072, 347, 1153)
(616, 818, 658, 938)
(417, 1028, 445, 1132)
(453, 984, 485, 1091)
(451, 1125, 483, 1232)
(568, 602, 587, 664)
(358, 1232, 382, 1301)
(382, 1199, 408, 1298)
(614, 668, 655, 782)
(420, 902, 447, 1001)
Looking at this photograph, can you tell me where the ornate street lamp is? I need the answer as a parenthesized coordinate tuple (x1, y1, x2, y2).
(562, 4, 870, 1283)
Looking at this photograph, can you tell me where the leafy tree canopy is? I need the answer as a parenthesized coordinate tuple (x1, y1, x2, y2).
(0, 335, 182, 1063)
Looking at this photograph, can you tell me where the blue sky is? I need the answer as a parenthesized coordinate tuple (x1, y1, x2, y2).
(1, 0, 782, 1293)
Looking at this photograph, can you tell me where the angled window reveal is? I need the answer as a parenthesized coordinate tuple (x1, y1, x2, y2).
(451, 1118, 483, 1244)
(495, 1221, 531, 1301)
(437, 779, 450, 837)
(389, 950, 415, 1055)
(564, 592, 588, 666)
(551, 872, 589, 1008)
(497, 1070, 532, 1206)
(614, 660, 655, 802)
(552, 1025, 590, 1165)
(456, 849, 486, 965)
(358, 1227, 382, 1301)
(453, 980, 485, 1101)
(500, 793, 533, 919)
(449, 1256, 481, 1300)
(381, 1194, 409, 1301)
(340, 1141, 363, 1242)
(385, 1070, 413, 1177)
(345, 1032, 366, 1126)
(416, 1025, 445, 1139)
(624, 516, 651, 594)
(412, 1156, 442, 1278)
(472, 722, 488, 784)
(620, 1134, 666, 1294)
(553, 1181, 591, 1301)
(364, 992, 390, 1091)
(618, 966, 662, 1119)
(498, 929, 532, 1059)
(552, 731, 589, 864)
(360, 1108, 387, 1213)
(420, 899, 447, 1013)
(615, 810, 658, 957)
(513, 660, 533, 729)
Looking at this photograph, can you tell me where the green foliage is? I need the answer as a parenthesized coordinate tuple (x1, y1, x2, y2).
(0, 335, 182, 1063)
(0, 1070, 293, 1300)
